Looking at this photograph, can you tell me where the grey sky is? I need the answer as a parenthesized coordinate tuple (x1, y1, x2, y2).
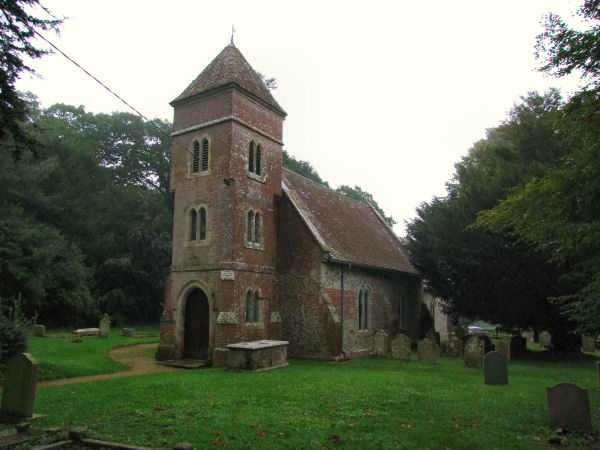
(18, 0, 585, 234)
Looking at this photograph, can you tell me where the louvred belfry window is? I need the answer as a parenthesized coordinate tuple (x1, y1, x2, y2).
(255, 145, 262, 175)
(192, 141, 200, 173)
(201, 138, 209, 172)
(199, 207, 207, 240)
(248, 142, 255, 173)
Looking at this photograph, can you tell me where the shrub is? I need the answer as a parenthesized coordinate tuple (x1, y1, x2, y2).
(0, 298, 31, 370)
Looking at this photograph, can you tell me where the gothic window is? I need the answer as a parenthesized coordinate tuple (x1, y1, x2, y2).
(248, 142, 255, 173)
(201, 138, 209, 172)
(199, 207, 207, 240)
(189, 206, 208, 242)
(192, 141, 200, 174)
(255, 144, 262, 175)
(245, 289, 260, 324)
(254, 212, 261, 244)
(358, 287, 369, 330)
(192, 137, 210, 174)
(247, 210, 254, 242)
(245, 209, 262, 248)
(189, 209, 198, 241)
(247, 141, 263, 177)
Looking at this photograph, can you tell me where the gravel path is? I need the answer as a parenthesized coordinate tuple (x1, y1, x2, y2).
(38, 343, 180, 387)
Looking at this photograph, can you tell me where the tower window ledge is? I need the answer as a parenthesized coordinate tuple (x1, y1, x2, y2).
(247, 172, 266, 183)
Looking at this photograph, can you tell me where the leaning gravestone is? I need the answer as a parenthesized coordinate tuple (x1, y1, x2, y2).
(0, 353, 38, 420)
(539, 331, 551, 349)
(483, 351, 508, 385)
(417, 337, 437, 364)
(494, 340, 510, 360)
(99, 314, 110, 338)
(34, 324, 45, 337)
(582, 335, 595, 352)
(446, 335, 464, 357)
(546, 382, 591, 431)
(391, 334, 411, 361)
(464, 336, 484, 368)
(372, 329, 389, 357)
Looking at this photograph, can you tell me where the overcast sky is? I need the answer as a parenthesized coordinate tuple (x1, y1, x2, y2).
(17, 0, 586, 235)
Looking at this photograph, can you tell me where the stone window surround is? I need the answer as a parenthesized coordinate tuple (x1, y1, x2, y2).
(247, 140, 266, 182)
(245, 288, 263, 328)
(244, 208, 264, 250)
(186, 204, 209, 246)
(189, 135, 211, 177)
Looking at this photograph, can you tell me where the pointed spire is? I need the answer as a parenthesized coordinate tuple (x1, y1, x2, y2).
(231, 24, 235, 46)
(171, 45, 285, 116)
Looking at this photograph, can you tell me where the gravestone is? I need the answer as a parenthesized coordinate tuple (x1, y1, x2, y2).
(417, 337, 437, 364)
(539, 331, 551, 349)
(546, 382, 591, 431)
(391, 334, 411, 361)
(34, 324, 45, 337)
(522, 331, 534, 343)
(122, 328, 135, 337)
(446, 335, 464, 357)
(464, 336, 484, 368)
(509, 336, 527, 358)
(0, 353, 38, 420)
(372, 329, 389, 357)
(494, 340, 510, 360)
(483, 351, 508, 385)
(99, 314, 110, 338)
(582, 335, 595, 352)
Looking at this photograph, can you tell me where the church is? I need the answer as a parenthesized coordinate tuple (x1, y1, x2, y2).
(157, 43, 424, 366)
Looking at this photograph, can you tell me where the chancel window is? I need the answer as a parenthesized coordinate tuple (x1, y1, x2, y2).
(358, 287, 369, 330)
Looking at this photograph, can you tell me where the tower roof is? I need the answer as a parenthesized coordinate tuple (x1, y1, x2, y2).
(171, 44, 286, 116)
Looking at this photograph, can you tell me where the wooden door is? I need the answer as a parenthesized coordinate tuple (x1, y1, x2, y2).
(184, 289, 209, 358)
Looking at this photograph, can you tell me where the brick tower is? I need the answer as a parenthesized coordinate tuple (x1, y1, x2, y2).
(157, 44, 286, 366)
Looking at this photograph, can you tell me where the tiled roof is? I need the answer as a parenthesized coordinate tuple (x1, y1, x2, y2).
(171, 44, 285, 115)
(282, 168, 418, 275)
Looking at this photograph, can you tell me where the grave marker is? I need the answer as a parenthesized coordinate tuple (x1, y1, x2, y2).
(509, 336, 526, 358)
(34, 325, 45, 337)
(417, 337, 437, 364)
(494, 340, 510, 360)
(0, 353, 38, 420)
(446, 335, 464, 357)
(464, 336, 484, 368)
(391, 334, 411, 361)
(372, 329, 389, 357)
(483, 351, 508, 385)
(546, 382, 591, 431)
(99, 314, 110, 338)
(539, 331, 551, 349)
(122, 328, 135, 337)
(582, 335, 595, 353)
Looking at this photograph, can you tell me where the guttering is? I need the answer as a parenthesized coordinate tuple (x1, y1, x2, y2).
(340, 264, 347, 360)
(327, 255, 421, 278)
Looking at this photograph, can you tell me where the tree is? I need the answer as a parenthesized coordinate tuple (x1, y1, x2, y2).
(405, 91, 580, 348)
(282, 149, 329, 186)
(0, 0, 62, 155)
(336, 185, 395, 227)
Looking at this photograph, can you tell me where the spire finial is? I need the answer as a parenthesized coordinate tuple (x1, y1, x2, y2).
(231, 24, 236, 45)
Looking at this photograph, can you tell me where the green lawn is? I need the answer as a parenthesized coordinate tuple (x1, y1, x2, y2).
(27, 325, 159, 381)
(23, 352, 600, 449)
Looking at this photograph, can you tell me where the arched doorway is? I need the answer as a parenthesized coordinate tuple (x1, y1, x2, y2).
(184, 288, 209, 359)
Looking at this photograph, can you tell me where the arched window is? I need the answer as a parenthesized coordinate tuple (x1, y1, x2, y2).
(245, 289, 260, 324)
(254, 212, 261, 244)
(358, 287, 369, 330)
(255, 144, 262, 175)
(247, 210, 254, 242)
(189, 209, 198, 241)
(201, 138, 209, 172)
(248, 142, 255, 173)
(199, 207, 207, 240)
(192, 141, 200, 174)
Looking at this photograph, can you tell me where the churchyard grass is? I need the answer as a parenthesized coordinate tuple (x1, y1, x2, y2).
(28, 353, 600, 448)
(27, 326, 159, 381)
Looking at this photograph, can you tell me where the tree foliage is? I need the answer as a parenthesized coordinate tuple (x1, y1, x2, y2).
(406, 91, 581, 346)
(0, 0, 62, 155)
(335, 185, 395, 227)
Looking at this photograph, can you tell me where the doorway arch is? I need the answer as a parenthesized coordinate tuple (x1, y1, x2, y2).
(183, 288, 209, 359)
